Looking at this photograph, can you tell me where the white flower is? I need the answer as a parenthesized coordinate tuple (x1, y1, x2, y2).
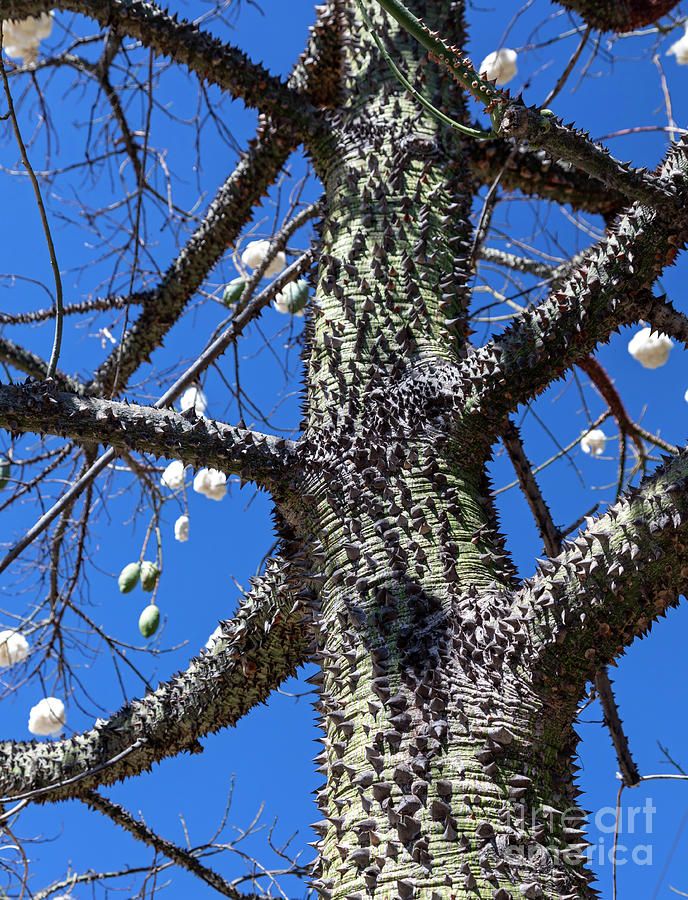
(241, 239, 286, 277)
(174, 514, 189, 542)
(180, 386, 207, 416)
(205, 624, 223, 650)
(479, 48, 518, 86)
(581, 428, 606, 457)
(273, 279, 308, 316)
(668, 26, 688, 65)
(28, 697, 66, 736)
(0, 630, 29, 667)
(627, 327, 673, 369)
(193, 468, 227, 501)
(161, 460, 185, 490)
(3, 13, 53, 64)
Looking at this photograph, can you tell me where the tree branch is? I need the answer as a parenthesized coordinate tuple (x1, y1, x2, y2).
(554, 0, 680, 32)
(0, 336, 82, 393)
(642, 293, 688, 349)
(461, 136, 688, 433)
(0, 245, 316, 579)
(0, 382, 297, 493)
(501, 419, 561, 556)
(594, 670, 640, 786)
(83, 790, 246, 900)
(0, 557, 316, 803)
(0, 0, 320, 133)
(0, 292, 146, 326)
(497, 103, 674, 207)
(469, 141, 625, 220)
(521, 447, 688, 703)
(87, 119, 297, 398)
(577, 356, 645, 460)
(502, 418, 640, 787)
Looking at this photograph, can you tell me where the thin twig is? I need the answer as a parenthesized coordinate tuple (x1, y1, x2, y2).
(84, 790, 244, 899)
(0, 37, 63, 378)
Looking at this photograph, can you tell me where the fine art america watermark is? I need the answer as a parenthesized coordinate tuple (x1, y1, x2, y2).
(500, 799, 656, 867)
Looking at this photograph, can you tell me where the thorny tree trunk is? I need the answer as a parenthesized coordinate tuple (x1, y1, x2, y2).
(1, 1, 688, 899)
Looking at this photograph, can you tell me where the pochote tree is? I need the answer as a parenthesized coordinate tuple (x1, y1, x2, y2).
(1, 0, 688, 898)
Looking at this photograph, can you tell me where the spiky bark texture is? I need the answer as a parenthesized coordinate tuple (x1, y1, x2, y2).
(555, 0, 680, 31)
(0, 1, 687, 899)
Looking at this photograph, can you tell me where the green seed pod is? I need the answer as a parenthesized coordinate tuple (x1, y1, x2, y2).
(223, 277, 246, 306)
(281, 279, 309, 313)
(118, 562, 140, 594)
(140, 561, 160, 592)
(138, 604, 160, 638)
(0, 458, 9, 490)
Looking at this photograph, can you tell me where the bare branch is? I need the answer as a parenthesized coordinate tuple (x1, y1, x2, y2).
(0, 557, 316, 803)
(0, 292, 145, 326)
(469, 141, 625, 219)
(0, 0, 320, 132)
(0, 336, 82, 393)
(87, 119, 298, 398)
(594, 670, 640, 786)
(501, 419, 561, 556)
(521, 447, 688, 700)
(83, 790, 246, 899)
(0, 382, 298, 492)
(462, 137, 688, 433)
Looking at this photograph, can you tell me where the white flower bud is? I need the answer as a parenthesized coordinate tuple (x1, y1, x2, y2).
(273, 279, 308, 316)
(580, 428, 606, 457)
(193, 468, 227, 501)
(161, 460, 185, 490)
(241, 239, 286, 277)
(479, 48, 518, 86)
(3, 13, 52, 64)
(34, 12, 53, 39)
(627, 327, 673, 369)
(180, 386, 207, 416)
(668, 26, 688, 65)
(28, 697, 66, 736)
(273, 292, 290, 314)
(174, 514, 189, 542)
(0, 630, 29, 667)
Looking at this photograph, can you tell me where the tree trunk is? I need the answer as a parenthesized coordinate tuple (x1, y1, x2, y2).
(281, 4, 595, 898)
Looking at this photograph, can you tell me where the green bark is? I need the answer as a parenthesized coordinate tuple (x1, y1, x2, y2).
(287, 4, 599, 898)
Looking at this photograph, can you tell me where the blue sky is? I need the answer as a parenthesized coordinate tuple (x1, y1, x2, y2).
(1, 1, 688, 897)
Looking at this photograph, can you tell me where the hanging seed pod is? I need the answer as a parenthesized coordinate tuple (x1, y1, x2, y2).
(140, 561, 160, 592)
(138, 604, 160, 638)
(0, 458, 9, 490)
(118, 562, 140, 594)
(223, 277, 246, 306)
